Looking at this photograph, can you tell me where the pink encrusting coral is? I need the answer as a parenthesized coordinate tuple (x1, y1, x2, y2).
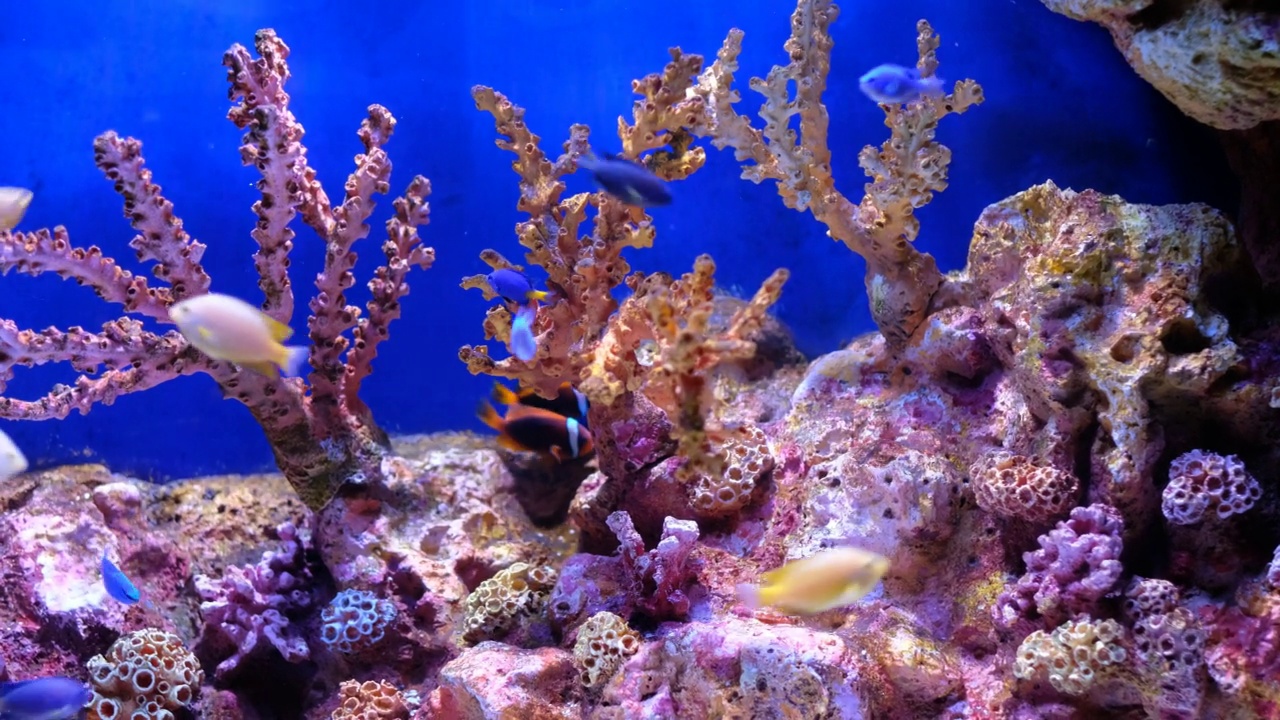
(0, 29, 435, 510)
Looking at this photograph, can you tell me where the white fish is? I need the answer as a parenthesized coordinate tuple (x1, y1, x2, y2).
(168, 293, 308, 377)
(0, 187, 33, 231)
(511, 305, 537, 362)
(737, 546, 889, 615)
(0, 428, 29, 481)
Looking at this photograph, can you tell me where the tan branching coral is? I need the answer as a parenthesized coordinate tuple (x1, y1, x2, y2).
(688, 3, 983, 345)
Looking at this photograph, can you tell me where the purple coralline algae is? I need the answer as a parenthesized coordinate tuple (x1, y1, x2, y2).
(193, 521, 315, 681)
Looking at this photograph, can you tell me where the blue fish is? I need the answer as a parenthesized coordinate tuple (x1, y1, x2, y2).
(511, 305, 537, 362)
(858, 63, 944, 105)
(577, 151, 672, 208)
(101, 551, 141, 605)
(0, 676, 91, 720)
(486, 268, 548, 307)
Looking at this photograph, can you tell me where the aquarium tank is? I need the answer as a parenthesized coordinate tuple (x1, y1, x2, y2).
(0, 0, 1275, 717)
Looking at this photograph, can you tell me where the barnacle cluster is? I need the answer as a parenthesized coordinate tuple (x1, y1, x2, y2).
(572, 611, 641, 689)
(319, 589, 398, 654)
(86, 628, 202, 720)
(331, 679, 411, 719)
(460, 562, 558, 645)
(685, 425, 773, 519)
(970, 452, 1079, 522)
(1161, 450, 1261, 525)
(1014, 617, 1129, 695)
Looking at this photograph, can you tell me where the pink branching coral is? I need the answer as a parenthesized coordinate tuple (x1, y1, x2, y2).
(609, 511, 700, 621)
(686, 1, 984, 345)
(996, 503, 1125, 629)
(193, 520, 315, 682)
(0, 30, 434, 509)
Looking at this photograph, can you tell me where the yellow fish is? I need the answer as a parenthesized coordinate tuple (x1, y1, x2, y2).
(0, 187, 33, 231)
(736, 546, 890, 616)
(168, 293, 308, 377)
(0, 428, 29, 481)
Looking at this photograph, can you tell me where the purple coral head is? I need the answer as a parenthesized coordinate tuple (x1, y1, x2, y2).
(995, 503, 1125, 629)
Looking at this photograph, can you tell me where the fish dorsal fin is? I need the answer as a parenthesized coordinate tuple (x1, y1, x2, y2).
(259, 311, 294, 342)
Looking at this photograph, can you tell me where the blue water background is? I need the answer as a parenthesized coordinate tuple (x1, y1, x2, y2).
(0, 0, 1236, 479)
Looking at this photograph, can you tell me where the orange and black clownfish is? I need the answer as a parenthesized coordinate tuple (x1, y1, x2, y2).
(490, 382, 590, 428)
(477, 396, 594, 463)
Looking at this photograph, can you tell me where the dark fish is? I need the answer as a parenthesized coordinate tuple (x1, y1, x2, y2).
(578, 152, 672, 208)
(486, 268, 548, 306)
(491, 382, 590, 427)
(0, 676, 91, 719)
(101, 551, 141, 605)
(477, 401, 593, 462)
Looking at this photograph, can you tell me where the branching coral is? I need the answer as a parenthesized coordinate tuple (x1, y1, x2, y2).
(193, 520, 315, 682)
(0, 29, 434, 509)
(687, 2, 983, 345)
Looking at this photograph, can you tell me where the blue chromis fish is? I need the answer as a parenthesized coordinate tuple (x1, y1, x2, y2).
(486, 268, 549, 306)
(491, 381, 590, 427)
(101, 551, 142, 606)
(736, 546, 890, 616)
(0, 188, 33, 232)
(577, 151, 672, 208)
(0, 676, 91, 719)
(168, 293, 308, 378)
(510, 305, 537, 362)
(0, 429, 29, 482)
(858, 64, 944, 105)
(477, 398, 594, 463)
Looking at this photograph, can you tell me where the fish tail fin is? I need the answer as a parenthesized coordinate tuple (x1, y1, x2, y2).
(527, 289, 549, 302)
(278, 345, 310, 378)
(920, 74, 946, 96)
(736, 583, 762, 610)
(476, 401, 505, 432)
(511, 306, 537, 362)
(491, 383, 520, 407)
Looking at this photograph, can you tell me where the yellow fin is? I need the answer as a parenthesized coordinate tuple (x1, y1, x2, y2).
(241, 360, 279, 378)
(491, 383, 520, 406)
(196, 326, 214, 341)
(259, 312, 294, 342)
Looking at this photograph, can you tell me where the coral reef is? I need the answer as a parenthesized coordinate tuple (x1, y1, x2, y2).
(0, 29, 435, 510)
(86, 628, 203, 720)
(0, 1, 1277, 718)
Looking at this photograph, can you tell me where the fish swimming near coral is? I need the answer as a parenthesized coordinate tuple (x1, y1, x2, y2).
(101, 551, 143, 606)
(491, 381, 590, 427)
(486, 268, 549, 306)
(0, 429, 29, 482)
(477, 398, 594, 463)
(858, 64, 944, 105)
(0, 676, 91, 720)
(577, 151, 672, 208)
(168, 293, 309, 378)
(510, 304, 538, 362)
(737, 546, 890, 615)
(0, 187, 33, 232)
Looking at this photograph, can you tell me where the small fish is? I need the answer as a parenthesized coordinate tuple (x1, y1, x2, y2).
(736, 546, 889, 616)
(858, 64, 944, 105)
(0, 676, 91, 719)
(0, 187, 33, 231)
(510, 305, 537, 362)
(169, 293, 308, 378)
(577, 151, 672, 208)
(0, 429, 29, 482)
(486, 268, 549, 306)
(491, 381, 590, 427)
(101, 551, 142, 605)
(477, 400, 594, 463)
